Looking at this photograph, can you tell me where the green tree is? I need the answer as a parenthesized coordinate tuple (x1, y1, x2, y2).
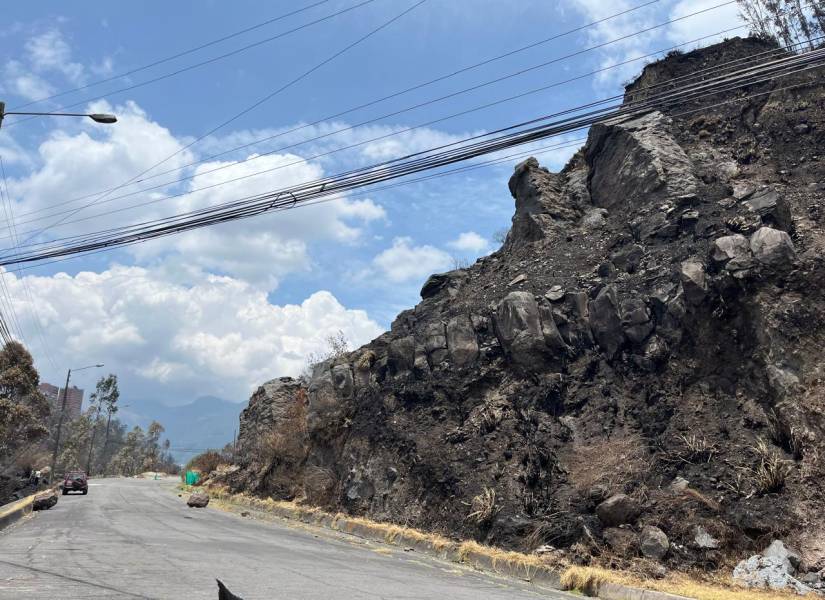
(0, 342, 49, 463)
(84, 374, 120, 474)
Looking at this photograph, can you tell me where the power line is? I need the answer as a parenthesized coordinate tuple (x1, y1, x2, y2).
(3, 16, 753, 240)
(1, 0, 377, 126)
(14, 0, 428, 251)
(7, 0, 334, 111)
(1, 40, 808, 252)
(7, 0, 668, 218)
(4, 45, 822, 267)
(0, 157, 58, 368)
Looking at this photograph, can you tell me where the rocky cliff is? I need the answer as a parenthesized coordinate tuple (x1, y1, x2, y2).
(227, 38, 825, 579)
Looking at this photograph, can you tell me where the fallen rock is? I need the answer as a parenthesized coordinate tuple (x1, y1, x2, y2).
(743, 187, 793, 232)
(680, 260, 708, 305)
(187, 492, 210, 508)
(733, 555, 813, 595)
(694, 525, 721, 550)
(709, 234, 752, 272)
(32, 490, 58, 511)
(669, 476, 690, 492)
(546, 285, 565, 301)
(596, 494, 641, 527)
(640, 525, 670, 560)
(620, 297, 654, 344)
(763, 540, 802, 574)
(508, 273, 527, 287)
(750, 227, 796, 270)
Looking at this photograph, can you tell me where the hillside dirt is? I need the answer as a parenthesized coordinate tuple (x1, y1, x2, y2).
(216, 38, 825, 586)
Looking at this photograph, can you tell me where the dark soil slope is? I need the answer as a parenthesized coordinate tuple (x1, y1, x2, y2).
(226, 38, 825, 575)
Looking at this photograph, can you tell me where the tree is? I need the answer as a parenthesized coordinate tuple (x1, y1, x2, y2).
(736, 0, 825, 49)
(0, 342, 49, 463)
(85, 374, 119, 474)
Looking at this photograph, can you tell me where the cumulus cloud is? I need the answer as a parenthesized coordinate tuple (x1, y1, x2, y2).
(6, 101, 388, 290)
(447, 231, 489, 254)
(666, 0, 745, 46)
(25, 28, 85, 84)
(373, 237, 452, 283)
(3, 265, 383, 402)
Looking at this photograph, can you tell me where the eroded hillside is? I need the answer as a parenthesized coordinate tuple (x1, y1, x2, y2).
(222, 37, 825, 581)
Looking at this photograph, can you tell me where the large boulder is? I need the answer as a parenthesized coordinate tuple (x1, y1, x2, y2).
(640, 525, 670, 560)
(422, 322, 448, 365)
(620, 297, 654, 344)
(187, 492, 210, 508)
(387, 335, 415, 375)
(709, 234, 753, 273)
(763, 540, 802, 574)
(743, 187, 793, 232)
(733, 555, 812, 594)
(749, 227, 796, 270)
(493, 291, 550, 370)
(588, 285, 625, 359)
(586, 111, 697, 209)
(32, 490, 58, 511)
(445, 315, 479, 367)
(596, 494, 641, 526)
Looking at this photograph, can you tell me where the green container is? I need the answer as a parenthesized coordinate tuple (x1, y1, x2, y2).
(185, 471, 200, 485)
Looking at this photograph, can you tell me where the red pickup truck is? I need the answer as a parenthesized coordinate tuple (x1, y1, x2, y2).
(62, 471, 88, 495)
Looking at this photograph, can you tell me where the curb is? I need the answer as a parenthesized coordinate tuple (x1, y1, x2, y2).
(198, 488, 691, 600)
(0, 495, 35, 532)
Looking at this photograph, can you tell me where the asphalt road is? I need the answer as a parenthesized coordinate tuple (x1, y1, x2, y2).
(0, 478, 571, 599)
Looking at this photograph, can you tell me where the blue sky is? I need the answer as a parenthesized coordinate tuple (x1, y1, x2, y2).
(0, 0, 744, 407)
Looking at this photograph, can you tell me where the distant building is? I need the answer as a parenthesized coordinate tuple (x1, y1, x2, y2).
(39, 383, 84, 421)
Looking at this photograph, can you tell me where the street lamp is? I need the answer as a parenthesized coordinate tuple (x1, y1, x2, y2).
(49, 363, 104, 483)
(0, 101, 117, 128)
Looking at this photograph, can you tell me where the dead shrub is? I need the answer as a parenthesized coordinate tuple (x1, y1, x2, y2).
(253, 397, 309, 498)
(185, 450, 225, 477)
(567, 435, 651, 495)
(680, 487, 721, 512)
(748, 438, 792, 494)
(303, 465, 339, 505)
(466, 487, 499, 524)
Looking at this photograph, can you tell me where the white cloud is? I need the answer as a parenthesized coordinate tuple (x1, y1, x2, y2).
(373, 237, 452, 283)
(3, 265, 383, 401)
(25, 28, 85, 84)
(447, 231, 489, 254)
(667, 0, 745, 46)
(3, 59, 53, 101)
(6, 102, 388, 291)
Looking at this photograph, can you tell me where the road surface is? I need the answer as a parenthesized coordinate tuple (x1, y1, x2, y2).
(0, 478, 570, 599)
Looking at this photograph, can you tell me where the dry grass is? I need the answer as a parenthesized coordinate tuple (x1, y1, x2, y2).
(457, 540, 547, 576)
(180, 484, 811, 600)
(567, 435, 651, 493)
(677, 433, 719, 464)
(748, 438, 793, 494)
(681, 487, 722, 512)
(466, 487, 499, 524)
(559, 566, 812, 600)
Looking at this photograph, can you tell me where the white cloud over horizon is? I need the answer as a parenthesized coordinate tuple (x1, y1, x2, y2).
(373, 236, 452, 283)
(3, 265, 384, 402)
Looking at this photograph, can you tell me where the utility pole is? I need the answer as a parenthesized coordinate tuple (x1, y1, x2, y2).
(49, 363, 103, 482)
(49, 368, 73, 484)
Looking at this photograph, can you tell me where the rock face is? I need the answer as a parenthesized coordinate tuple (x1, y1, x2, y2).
(228, 38, 825, 573)
(187, 492, 209, 508)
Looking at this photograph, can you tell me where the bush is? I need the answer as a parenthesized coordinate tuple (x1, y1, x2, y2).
(184, 450, 225, 478)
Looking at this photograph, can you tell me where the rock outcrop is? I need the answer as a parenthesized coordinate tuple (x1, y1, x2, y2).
(228, 38, 825, 579)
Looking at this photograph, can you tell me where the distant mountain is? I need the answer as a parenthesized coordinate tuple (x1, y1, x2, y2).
(121, 396, 245, 463)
